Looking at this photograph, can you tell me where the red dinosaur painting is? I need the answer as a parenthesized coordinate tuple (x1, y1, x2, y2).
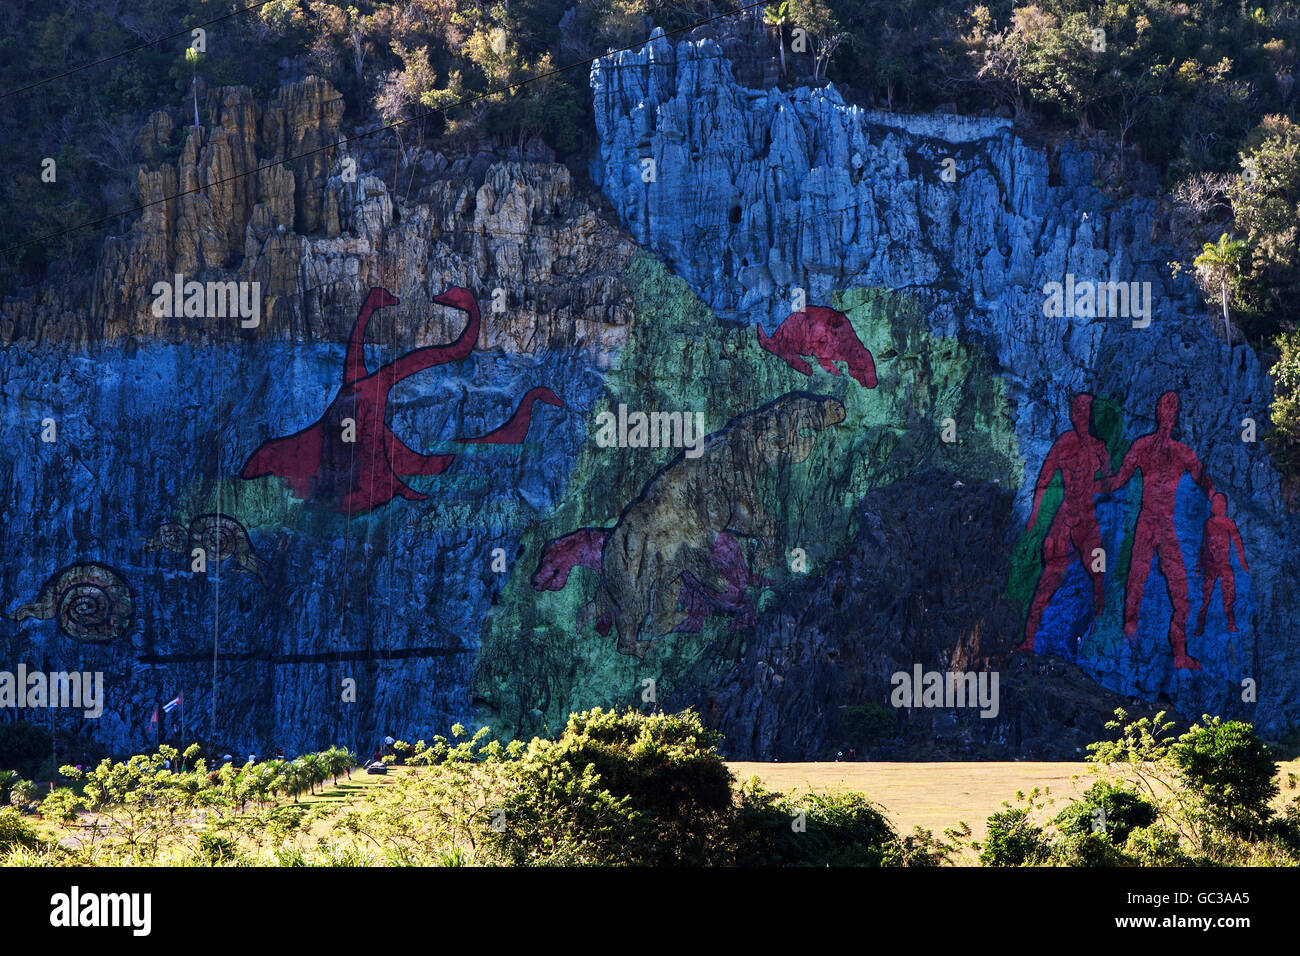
(757, 305, 878, 388)
(241, 286, 562, 516)
(533, 527, 764, 634)
(459, 387, 563, 444)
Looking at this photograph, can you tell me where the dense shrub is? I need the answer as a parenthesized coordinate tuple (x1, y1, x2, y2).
(484, 708, 737, 866)
(726, 782, 902, 866)
(979, 807, 1049, 866)
(1170, 718, 1278, 836)
(0, 807, 42, 853)
(1053, 780, 1158, 845)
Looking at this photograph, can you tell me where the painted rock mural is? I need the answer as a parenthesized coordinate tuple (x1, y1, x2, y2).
(0, 35, 1295, 759)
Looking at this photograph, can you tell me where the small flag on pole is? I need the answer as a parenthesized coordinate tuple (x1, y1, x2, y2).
(163, 692, 183, 714)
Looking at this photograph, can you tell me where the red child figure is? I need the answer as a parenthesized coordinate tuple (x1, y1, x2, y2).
(1017, 393, 1112, 653)
(1196, 493, 1249, 635)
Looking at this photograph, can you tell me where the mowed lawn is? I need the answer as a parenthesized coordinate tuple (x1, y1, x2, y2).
(727, 760, 1300, 842)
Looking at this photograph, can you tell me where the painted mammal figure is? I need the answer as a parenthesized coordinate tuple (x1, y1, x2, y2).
(757, 306, 878, 388)
(533, 528, 767, 635)
(565, 392, 845, 657)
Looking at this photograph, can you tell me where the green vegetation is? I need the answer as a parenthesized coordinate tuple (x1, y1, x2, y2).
(974, 709, 1300, 866)
(3, 707, 1296, 866)
(0, 745, 356, 864)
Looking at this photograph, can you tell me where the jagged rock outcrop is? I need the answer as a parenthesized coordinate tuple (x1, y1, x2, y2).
(5, 76, 636, 361)
(591, 35, 1298, 737)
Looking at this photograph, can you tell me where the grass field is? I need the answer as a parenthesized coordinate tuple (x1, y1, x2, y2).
(221, 759, 1300, 857)
(728, 760, 1300, 842)
(305, 760, 1300, 840)
(295, 763, 1088, 841)
(729, 762, 1098, 841)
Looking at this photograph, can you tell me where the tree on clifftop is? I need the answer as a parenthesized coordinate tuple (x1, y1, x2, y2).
(1194, 232, 1248, 346)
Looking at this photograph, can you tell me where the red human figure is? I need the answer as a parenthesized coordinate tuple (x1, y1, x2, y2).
(1017, 393, 1112, 653)
(240, 286, 479, 515)
(457, 387, 564, 444)
(757, 306, 878, 388)
(1106, 391, 1215, 670)
(1196, 492, 1250, 635)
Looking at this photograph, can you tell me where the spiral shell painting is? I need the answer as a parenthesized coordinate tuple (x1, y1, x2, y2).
(145, 513, 269, 585)
(9, 562, 135, 642)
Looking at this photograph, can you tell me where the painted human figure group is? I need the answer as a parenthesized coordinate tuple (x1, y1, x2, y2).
(1018, 391, 1249, 671)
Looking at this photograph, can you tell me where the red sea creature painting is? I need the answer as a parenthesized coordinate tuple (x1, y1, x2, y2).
(241, 287, 562, 516)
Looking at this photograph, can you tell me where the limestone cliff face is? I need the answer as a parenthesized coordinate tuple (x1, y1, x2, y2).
(590, 35, 1298, 739)
(0, 76, 636, 755)
(2, 42, 1297, 760)
(694, 472, 1167, 760)
(5, 76, 634, 358)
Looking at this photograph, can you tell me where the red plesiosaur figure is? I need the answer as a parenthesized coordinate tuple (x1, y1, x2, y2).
(458, 387, 564, 444)
(240, 286, 478, 515)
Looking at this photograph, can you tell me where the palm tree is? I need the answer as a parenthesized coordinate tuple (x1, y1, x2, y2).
(302, 753, 329, 795)
(264, 760, 287, 801)
(0, 769, 19, 805)
(10, 779, 40, 811)
(1193, 233, 1248, 346)
(184, 48, 202, 127)
(286, 760, 309, 802)
(298, 756, 317, 796)
(324, 747, 354, 785)
(764, 3, 790, 78)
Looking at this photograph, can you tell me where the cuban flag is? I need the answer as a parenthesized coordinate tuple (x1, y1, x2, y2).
(163, 692, 183, 714)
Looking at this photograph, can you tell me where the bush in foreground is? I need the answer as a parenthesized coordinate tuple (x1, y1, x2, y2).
(977, 710, 1300, 867)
